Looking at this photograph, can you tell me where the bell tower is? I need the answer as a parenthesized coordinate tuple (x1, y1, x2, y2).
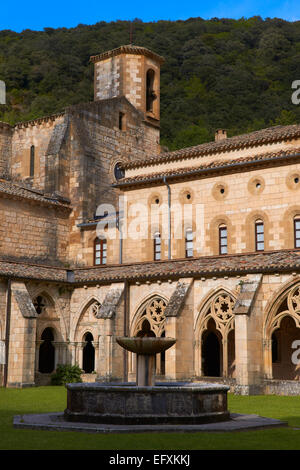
(90, 45, 164, 127)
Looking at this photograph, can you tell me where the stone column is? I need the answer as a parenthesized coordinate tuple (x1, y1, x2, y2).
(164, 316, 176, 380)
(93, 341, 99, 372)
(263, 339, 273, 379)
(223, 337, 228, 377)
(35, 341, 42, 372)
(78, 342, 85, 370)
(194, 338, 201, 377)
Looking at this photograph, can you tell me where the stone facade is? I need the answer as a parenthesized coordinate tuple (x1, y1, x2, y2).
(1, 44, 300, 394)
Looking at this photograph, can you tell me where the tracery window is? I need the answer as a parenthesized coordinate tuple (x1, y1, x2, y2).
(134, 297, 167, 338)
(34, 295, 46, 315)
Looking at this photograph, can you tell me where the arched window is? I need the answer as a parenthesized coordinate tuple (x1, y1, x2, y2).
(294, 217, 300, 248)
(30, 145, 35, 177)
(219, 225, 228, 255)
(154, 232, 161, 260)
(114, 162, 125, 180)
(82, 332, 95, 373)
(118, 112, 125, 131)
(146, 69, 156, 112)
(94, 238, 107, 265)
(39, 328, 55, 373)
(185, 228, 193, 258)
(255, 220, 264, 251)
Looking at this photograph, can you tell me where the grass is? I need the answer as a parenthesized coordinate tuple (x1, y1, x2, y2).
(1, 386, 300, 449)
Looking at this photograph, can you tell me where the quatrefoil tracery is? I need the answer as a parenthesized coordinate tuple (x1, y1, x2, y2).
(135, 298, 167, 337)
(200, 292, 236, 337)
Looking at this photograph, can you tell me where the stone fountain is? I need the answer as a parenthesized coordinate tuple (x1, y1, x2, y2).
(64, 336, 230, 425)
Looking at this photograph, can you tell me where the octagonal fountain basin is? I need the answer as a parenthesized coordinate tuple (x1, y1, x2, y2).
(64, 335, 230, 426)
(116, 336, 176, 355)
(64, 382, 230, 425)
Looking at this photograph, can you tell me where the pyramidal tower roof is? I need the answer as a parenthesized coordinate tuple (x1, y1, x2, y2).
(90, 44, 165, 64)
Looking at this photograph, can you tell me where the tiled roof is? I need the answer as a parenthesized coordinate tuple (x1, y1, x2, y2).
(123, 124, 300, 170)
(74, 249, 300, 283)
(90, 44, 165, 64)
(1, 250, 300, 284)
(0, 179, 72, 210)
(0, 259, 68, 282)
(115, 147, 300, 187)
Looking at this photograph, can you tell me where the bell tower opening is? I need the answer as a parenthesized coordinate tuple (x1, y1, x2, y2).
(90, 45, 164, 125)
(146, 69, 156, 113)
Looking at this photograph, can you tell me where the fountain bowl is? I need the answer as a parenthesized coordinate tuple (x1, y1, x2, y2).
(116, 336, 176, 355)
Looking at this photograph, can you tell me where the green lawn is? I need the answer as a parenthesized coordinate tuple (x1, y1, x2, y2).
(1, 386, 300, 449)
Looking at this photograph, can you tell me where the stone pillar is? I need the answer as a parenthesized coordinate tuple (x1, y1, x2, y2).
(164, 278, 194, 381)
(233, 275, 264, 395)
(95, 318, 114, 380)
(234, 314, 250, 394)
(164, 316, 176, 380)
(223, 338, 228, 377)
(263, 339, 273, 379)
(35, 341, 42, 372)
(7, 282, 38, 387)
(93, 341, 99, 372)
(234, 313, 263, 395)
(78, 342, 84, 370)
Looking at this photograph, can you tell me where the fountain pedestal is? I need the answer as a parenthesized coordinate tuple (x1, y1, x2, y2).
(116, 337, 176, 386)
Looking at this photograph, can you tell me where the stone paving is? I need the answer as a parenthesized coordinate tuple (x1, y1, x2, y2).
(13, 412, 287, 434)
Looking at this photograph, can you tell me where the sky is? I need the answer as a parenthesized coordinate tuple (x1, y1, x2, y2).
(0, 0, 299, 32)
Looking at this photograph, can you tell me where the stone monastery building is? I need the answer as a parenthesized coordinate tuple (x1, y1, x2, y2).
(1, 44, 300, 394)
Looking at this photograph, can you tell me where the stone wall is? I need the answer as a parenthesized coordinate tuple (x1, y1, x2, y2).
(0, 198, 70, 265)
(11, 114, 66, 191)
(67, 98, 160, 265)
(0, 122, 12, 178)
(120, 159, 300, 263)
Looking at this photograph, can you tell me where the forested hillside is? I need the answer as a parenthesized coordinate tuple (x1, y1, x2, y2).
(1, 16, 300, 150)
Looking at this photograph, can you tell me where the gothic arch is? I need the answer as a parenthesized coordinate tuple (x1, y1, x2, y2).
(38, 326, 56, 374)
(264, 276, 300, 339)
(38, 323, 58, 341)
(74, 297, 102, 342)
(129, 293, 169, 377)
(194, 287, 237, 378)
(264, 278, 300, 380)
(31, 287, 68, 342)
(130, 293, 169, 337)
(195, 286, 237, 337)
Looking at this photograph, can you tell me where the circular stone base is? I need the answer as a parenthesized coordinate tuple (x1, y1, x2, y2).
(65, 382, 230, 425)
